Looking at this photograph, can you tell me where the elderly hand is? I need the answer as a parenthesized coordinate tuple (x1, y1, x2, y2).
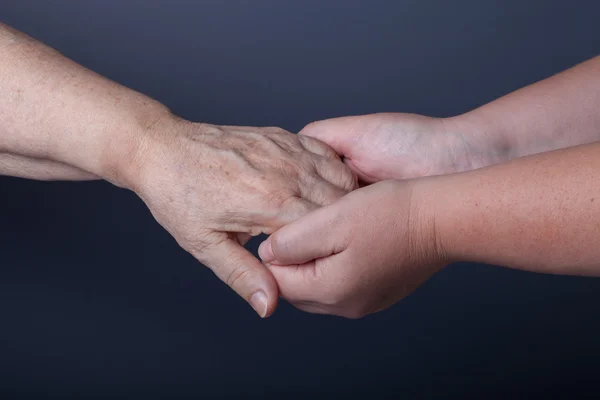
(258, 179, 446, 319)
(128, 117, 357, 317)
(0, 21, 357, 318)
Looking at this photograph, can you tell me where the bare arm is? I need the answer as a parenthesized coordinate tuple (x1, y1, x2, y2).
(299, 56, 600, 184)
(257, 142, 600, 318)
(0, 22, 356, 317)
(0, 22, 163, 186)
(450, 55, 600, 170)
(256, 55, 600, 318)
(0, 153, 97, 180)
(0, 23, 102, 180)
(428, 142, 600, 276)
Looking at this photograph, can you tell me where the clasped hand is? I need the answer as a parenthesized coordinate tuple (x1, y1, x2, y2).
(259, 114, 457, 318)
(131, 112, 474, 319)
(131, 117, 356, 318)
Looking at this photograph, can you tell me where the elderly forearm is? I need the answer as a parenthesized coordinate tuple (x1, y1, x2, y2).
(0, 153, 98, 180)
(0, 22, 170, 187)
(419, 142, 600, 276)
(447, 56, 600, 169)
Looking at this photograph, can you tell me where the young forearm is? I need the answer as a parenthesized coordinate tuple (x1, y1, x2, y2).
(0, 22, 167, 187)
(447, 56, 600, 169)
(423, 142, 600, 276)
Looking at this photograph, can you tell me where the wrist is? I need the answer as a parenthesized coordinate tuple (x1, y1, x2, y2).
(443, 111, 516, 172)
(412, 171, 478, 264)
(96, 105, 181, 191)
(404, 178, 451, 266)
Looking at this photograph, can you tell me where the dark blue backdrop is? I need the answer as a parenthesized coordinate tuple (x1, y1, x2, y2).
(1, 1, 599, 398)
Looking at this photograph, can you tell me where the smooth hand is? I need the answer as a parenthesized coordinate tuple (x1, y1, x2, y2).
(127, 117, 357, 318)
(258, 179, 446, 318)
(299, 113, 507, 184)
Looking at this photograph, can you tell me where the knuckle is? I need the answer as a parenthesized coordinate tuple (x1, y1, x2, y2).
(262, 187, 296, 209)
(266, 155, 303, 181)
(327, 162, 357, 192)
(226, 266, 254, 289)
(341, 167, 358, 191)
(184, 234, 221, 262)
(303, 135, 338, 158)
(267, 126, 290, 135)
(298, 152, 318, 172)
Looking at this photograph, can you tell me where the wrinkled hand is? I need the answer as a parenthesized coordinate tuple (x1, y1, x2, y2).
(258, 180, 446, 319)
(130, 117, 357, 317)
(299, 113, 478, 184)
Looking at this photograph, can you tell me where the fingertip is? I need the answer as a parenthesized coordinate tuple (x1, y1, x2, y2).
(299, 116, 360, 156)
(196, 237, 279, 318)
(297, 134, 340, 160)
(250, 289, 279, 318)
(298, 120, 323, 138)
(252, 269, 280, 318)
(258, 238, 275, 263)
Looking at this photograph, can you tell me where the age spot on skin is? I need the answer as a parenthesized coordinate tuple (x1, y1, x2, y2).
(591, 198, 595, 202)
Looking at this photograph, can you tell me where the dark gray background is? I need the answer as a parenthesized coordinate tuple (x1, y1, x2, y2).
(1, 0, 599, 398)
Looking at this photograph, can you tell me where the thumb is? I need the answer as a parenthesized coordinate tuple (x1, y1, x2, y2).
(299, 116, 369, 157)
(195, 236, 279, 318)
(258, 205, 342, 266)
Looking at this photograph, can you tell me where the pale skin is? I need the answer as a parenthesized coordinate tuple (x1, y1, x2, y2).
(0, 22, 358, 318)
(259, 56, 600, 318)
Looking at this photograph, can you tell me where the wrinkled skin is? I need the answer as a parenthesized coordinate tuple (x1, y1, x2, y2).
(253, 112, 469, 318)
(132, 118, 357, 317)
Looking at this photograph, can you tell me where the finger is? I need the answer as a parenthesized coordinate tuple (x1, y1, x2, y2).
(196, 237, 279, 318)
(258, 205, 341, 265)
(235, 233, 253, 246)
(344, 158, 379, 185)
(300, 174, 348, 206)
(267, 263, 319, 303)
(296, 135, 340, 159)
(266, 255, 344, 306)
(299, 116, 370, 157)
(220, 125, 289, 134)
(269, 197, 319, 232)
(314, 156, 358, 192)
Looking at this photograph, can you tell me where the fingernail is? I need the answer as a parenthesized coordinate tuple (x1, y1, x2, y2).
(249, 291, 268, 318)
(258, 240, 274, 263)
